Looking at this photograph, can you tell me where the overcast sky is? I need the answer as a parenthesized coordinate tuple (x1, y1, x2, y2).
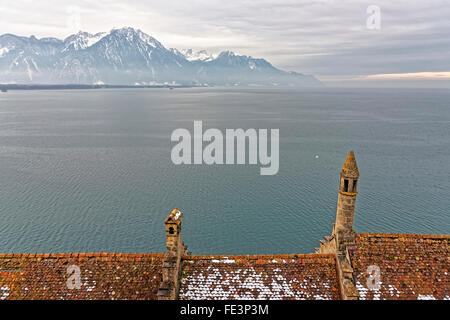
(1, 0, 449, 87)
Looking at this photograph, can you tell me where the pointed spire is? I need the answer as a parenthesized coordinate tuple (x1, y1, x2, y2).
(340, 150, 359, 178)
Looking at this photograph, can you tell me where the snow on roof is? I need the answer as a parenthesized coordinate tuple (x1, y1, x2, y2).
(179, 254, 340, 300)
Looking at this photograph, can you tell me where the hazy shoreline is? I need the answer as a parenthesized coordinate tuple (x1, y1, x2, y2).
(0, 84, 202, 91)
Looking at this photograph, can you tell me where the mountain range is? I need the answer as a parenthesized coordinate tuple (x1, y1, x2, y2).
(0, 27, 322, 87)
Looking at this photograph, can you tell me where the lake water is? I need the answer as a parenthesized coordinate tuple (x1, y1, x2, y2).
(0, 87, 449, 255)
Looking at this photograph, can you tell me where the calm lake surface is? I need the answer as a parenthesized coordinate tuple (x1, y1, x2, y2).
(0, 87, 449, 254)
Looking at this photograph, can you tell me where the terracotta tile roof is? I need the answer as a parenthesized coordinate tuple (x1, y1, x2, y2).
(2, 234, 448, 300)
(349, 233, 450, 300)
(178, 254, 341, 300)
(0, 253, 165, 300)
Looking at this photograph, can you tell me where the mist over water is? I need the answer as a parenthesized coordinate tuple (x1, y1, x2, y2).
(0, 87, 449, 255)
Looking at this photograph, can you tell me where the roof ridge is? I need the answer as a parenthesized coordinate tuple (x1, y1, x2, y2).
(182, 253, 335, 260)
(0, 252, 166, 259)
(358, 233, 450, 239)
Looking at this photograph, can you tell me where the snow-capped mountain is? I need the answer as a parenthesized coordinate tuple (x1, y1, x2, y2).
(0, 27, 322, 86)
(63, 31, 106, 51)
(179, 49, 216, 62)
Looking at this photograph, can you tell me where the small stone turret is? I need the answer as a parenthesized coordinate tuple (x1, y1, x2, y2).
(165, 208, 183, 257)
(157, 208, 187, 300)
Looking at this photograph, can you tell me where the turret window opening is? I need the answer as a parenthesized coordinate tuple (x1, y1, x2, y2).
(344, 179, 349, 192)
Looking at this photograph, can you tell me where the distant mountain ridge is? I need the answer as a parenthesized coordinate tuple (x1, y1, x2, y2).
(0, 27, 322, 87)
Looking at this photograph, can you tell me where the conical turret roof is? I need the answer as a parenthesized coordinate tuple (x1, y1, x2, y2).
(340, 150, 359, 178)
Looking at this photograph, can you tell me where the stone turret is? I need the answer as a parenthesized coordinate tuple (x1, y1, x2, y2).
(317, 151, 359, 300)
(317, 151, 359, 254)
(334, 150, 359, 252)
(157, 208, 187, 300)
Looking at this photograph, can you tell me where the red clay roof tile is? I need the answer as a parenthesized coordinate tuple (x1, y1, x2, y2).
(0, 253, 165, 300)
(350, 233, 450, 300)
